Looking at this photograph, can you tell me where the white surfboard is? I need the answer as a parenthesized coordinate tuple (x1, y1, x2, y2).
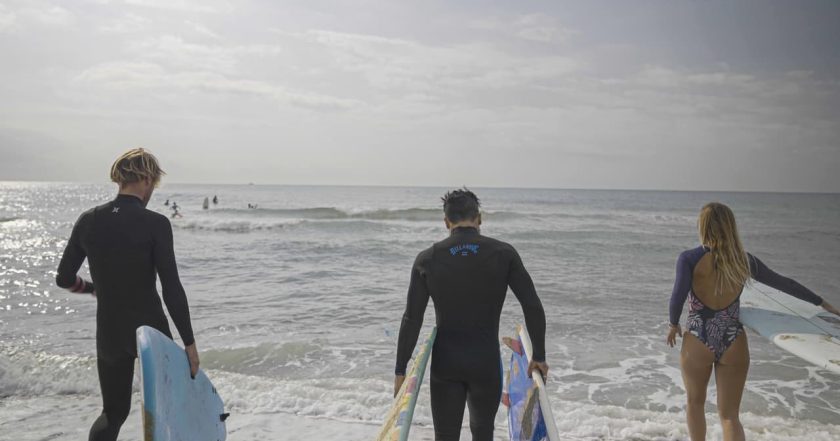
(503, 324, 560, 441)
(376, 327, 436, 441)
(740, 282, 840, 375)
(136, 326, 228, 441)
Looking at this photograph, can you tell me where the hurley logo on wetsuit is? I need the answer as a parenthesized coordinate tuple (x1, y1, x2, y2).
(449, 244, 479, 256)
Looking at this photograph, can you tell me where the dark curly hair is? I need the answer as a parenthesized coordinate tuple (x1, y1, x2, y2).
(441, 187, 481, 223)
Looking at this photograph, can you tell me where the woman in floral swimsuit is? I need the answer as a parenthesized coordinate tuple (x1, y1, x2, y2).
(667, 202, 839, 441)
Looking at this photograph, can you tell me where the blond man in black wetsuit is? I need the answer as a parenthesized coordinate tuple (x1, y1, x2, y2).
(394, 188, 548, 441)
(56, 148, 199, 441)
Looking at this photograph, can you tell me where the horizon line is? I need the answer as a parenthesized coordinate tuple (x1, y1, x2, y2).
(1, 179, 838, 196)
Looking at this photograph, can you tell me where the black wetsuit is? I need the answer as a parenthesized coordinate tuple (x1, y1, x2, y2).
(56, 194, 194, 441)
(396, 227, 546, 441)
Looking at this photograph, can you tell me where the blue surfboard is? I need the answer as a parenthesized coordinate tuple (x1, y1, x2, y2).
(503, 325, 559, 441)
(136, 326, 227, 441)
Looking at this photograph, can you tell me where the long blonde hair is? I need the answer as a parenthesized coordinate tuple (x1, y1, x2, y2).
(698, 202, 751, 295)
(110, 148, 165, 187)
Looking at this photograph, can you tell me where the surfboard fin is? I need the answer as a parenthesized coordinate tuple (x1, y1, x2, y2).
(220, 413, 230, 422)
(503, 336, 524, 355)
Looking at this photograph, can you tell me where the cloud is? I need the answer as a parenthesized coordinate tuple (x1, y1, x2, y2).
(30, 5, 74, 26)
(74, 61, 359, 110)
(614, 65, 839, 129)
(1, 1, 838, 190)
(0, 4, 17, 32)
(468, 13, 577, 43)
(124, 0, 233, 14)
(98, 13, 147, 34)
(296, 29, 580, 93)
(108, 32, 286, 76)
(185, 20, 221, 40)
(127, 35, 241, 74)
(514, 13, 576, 43)
(0, 2, 74, 32)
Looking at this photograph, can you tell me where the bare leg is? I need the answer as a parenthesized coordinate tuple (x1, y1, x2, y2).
(715, 332, 749, 441)
(681, 333, 714, 441)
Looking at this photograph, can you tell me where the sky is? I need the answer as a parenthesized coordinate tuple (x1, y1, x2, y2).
(1, 0, 839, 192)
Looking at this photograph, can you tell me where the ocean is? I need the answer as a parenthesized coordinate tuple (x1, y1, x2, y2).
(1, 182, 838, 440)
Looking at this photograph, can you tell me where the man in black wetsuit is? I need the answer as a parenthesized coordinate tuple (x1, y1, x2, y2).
(55, 148, 199, 441)
(394, 188, 548, 441)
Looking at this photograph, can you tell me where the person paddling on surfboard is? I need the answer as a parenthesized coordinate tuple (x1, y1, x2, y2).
(394, 188, 548, 441)
(667, 202, 839, 441)
(55, 148, 200, 441)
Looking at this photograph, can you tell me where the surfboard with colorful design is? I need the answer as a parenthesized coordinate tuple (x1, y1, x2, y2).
(503, 325, 559, 441)
(376, 327, 437, 441)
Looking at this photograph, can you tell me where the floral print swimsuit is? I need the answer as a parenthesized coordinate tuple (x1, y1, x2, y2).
(685, 289, 744, 361)
(669, 246, 824, 362)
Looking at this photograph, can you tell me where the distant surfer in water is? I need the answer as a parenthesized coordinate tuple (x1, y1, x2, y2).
(170, 201, 182, 219)
(213, 195, 218, 205)
(667, 202, 839, 441)
(394, 188, 548, 441)
(55, 148, 199, 441)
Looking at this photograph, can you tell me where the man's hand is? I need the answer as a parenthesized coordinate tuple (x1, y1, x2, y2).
(822, 300, 840, 317)
(394, 375, 406, 397)
(527, 360, 548, 383)
(667, 324, 682, 348)
(185, 343, 200, 379)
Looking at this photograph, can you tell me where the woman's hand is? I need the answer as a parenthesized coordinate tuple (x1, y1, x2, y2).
(667, 324, 682, 348)
(821, 300, 840, 316)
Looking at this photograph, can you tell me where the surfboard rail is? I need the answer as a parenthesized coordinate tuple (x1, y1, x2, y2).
(136, 326, 227, 441)
(516, 324, 560, 441)
(375, 327, 437, 441)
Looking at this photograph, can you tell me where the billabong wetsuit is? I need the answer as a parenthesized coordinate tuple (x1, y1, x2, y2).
(396, 226, 546, 441)
(669, 246, 823, 361)
(56, 194, 195, 441)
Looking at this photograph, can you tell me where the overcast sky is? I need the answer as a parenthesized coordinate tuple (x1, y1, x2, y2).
(1, 0, 839, 191)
